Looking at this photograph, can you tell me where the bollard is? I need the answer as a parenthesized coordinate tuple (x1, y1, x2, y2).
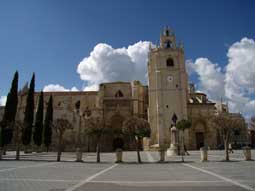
(243, 147, 252, 161)
(76, 148, 83, 162)
(115, 149, 123, 163)
(200, 147, 208, 162)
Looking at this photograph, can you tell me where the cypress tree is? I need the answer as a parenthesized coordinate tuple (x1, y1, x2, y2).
(22, 73, 35, 146)
(33, 91, 44, 147)
(44, 95, 53, 151)
(0, 71, 18, 147)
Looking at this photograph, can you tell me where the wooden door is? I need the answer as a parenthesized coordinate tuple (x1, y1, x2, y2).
(196, 132, 204, 149)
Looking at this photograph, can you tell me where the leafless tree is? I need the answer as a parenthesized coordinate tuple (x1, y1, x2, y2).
(53, 118, 73, 162)
(211, 113, 244, 161)
(123, 117, 151, 163)
(85, 116, 110, 163)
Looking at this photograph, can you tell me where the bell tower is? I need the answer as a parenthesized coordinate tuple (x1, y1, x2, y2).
(148, 27, 188, 148)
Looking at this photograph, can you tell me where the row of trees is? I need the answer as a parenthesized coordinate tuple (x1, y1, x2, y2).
(0, 71, 54, 159)
(176, 115, 245, 162)
(175, 114, 245, 162)
(55, 116, 151, 163)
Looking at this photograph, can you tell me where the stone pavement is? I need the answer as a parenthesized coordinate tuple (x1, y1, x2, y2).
(0, 150, 254, 191)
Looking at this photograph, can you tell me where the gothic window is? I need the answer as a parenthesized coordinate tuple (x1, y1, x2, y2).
(166, 58, 174, 67)
(115, 90, 124, 97)
(165, 29, 169, 36)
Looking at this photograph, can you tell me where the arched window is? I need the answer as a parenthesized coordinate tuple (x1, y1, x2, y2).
(115, 90, 124, 97)
(166, 58, 174, 67)
(165, 29, 170, 36)
(164, 40, 172, 48)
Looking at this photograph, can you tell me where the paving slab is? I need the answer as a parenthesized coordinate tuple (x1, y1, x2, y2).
(0, 150, 254, 191)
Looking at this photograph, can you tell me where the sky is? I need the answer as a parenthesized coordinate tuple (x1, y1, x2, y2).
(0, 0, 254, 117)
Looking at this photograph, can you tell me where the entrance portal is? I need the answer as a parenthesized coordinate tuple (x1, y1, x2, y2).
(196, 132, 204, 149)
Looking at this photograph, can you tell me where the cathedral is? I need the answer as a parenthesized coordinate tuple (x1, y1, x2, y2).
(0, 27, 248, 151)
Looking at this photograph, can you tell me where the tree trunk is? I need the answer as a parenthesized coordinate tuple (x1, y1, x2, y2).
(57, 136, 62, 162)
(96, 142, 100, 163)
(181, 129, 185, 162)
(16, 144, 20, 160)
(3, 146, 6, 155)
(137, 138, 141, 163)
(0, 148, 3, 160)
(87, 137, 90, 152)
(36, 145, 42, 153)
(57, 150, 61, 162)
(224, 140, 229, 161)
(15, 123, 20, 160)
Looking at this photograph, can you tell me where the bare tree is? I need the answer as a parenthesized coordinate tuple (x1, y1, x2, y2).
(211, 113, 244, 161)
(53, 118, 73, 162)
(176, 119, 191, 162)
(123, 117, 151, 163)
(85, 116, 110, 163)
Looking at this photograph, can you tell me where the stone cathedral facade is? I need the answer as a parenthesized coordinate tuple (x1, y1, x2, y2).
(0, 28, 248, 151)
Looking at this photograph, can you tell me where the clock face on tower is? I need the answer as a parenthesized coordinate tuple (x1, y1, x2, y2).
(167, 75, 173, 82)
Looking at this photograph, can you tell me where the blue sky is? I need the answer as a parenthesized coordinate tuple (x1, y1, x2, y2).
(0, 0, 254, 115)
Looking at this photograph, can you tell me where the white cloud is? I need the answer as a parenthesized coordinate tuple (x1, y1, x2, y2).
(185, 59, 195, 75)
(43, 38, 255, 117)
(0, 96, 7, 106)
(43, 84, 79, 92)
(225, 38, 255, 115)
(70, 87, 79, 92)
(77, 41, 151, 90)
(83, 84, 99, 91)
(186, 58, 225, 101)
(188, 37, 255, 116)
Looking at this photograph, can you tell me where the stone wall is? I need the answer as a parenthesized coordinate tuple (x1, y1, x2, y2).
(6, 81, 148, 152)
(187, 103, 217, 150)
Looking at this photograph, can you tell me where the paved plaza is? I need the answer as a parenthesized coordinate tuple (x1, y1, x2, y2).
(0, 150, 254, 191)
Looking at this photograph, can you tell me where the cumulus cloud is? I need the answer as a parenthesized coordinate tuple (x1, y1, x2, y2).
(43, 41, 151, 92)
(188, 37, 255, 116)
(43, 38, 254, 117)
(43, 84, 79, 92)
(225, 38, 255, 115)
(0, 96, 7, 106)
(77, 41, 151, 90)
(185, 59, 195, 76)
(186, 58, 225, 101)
